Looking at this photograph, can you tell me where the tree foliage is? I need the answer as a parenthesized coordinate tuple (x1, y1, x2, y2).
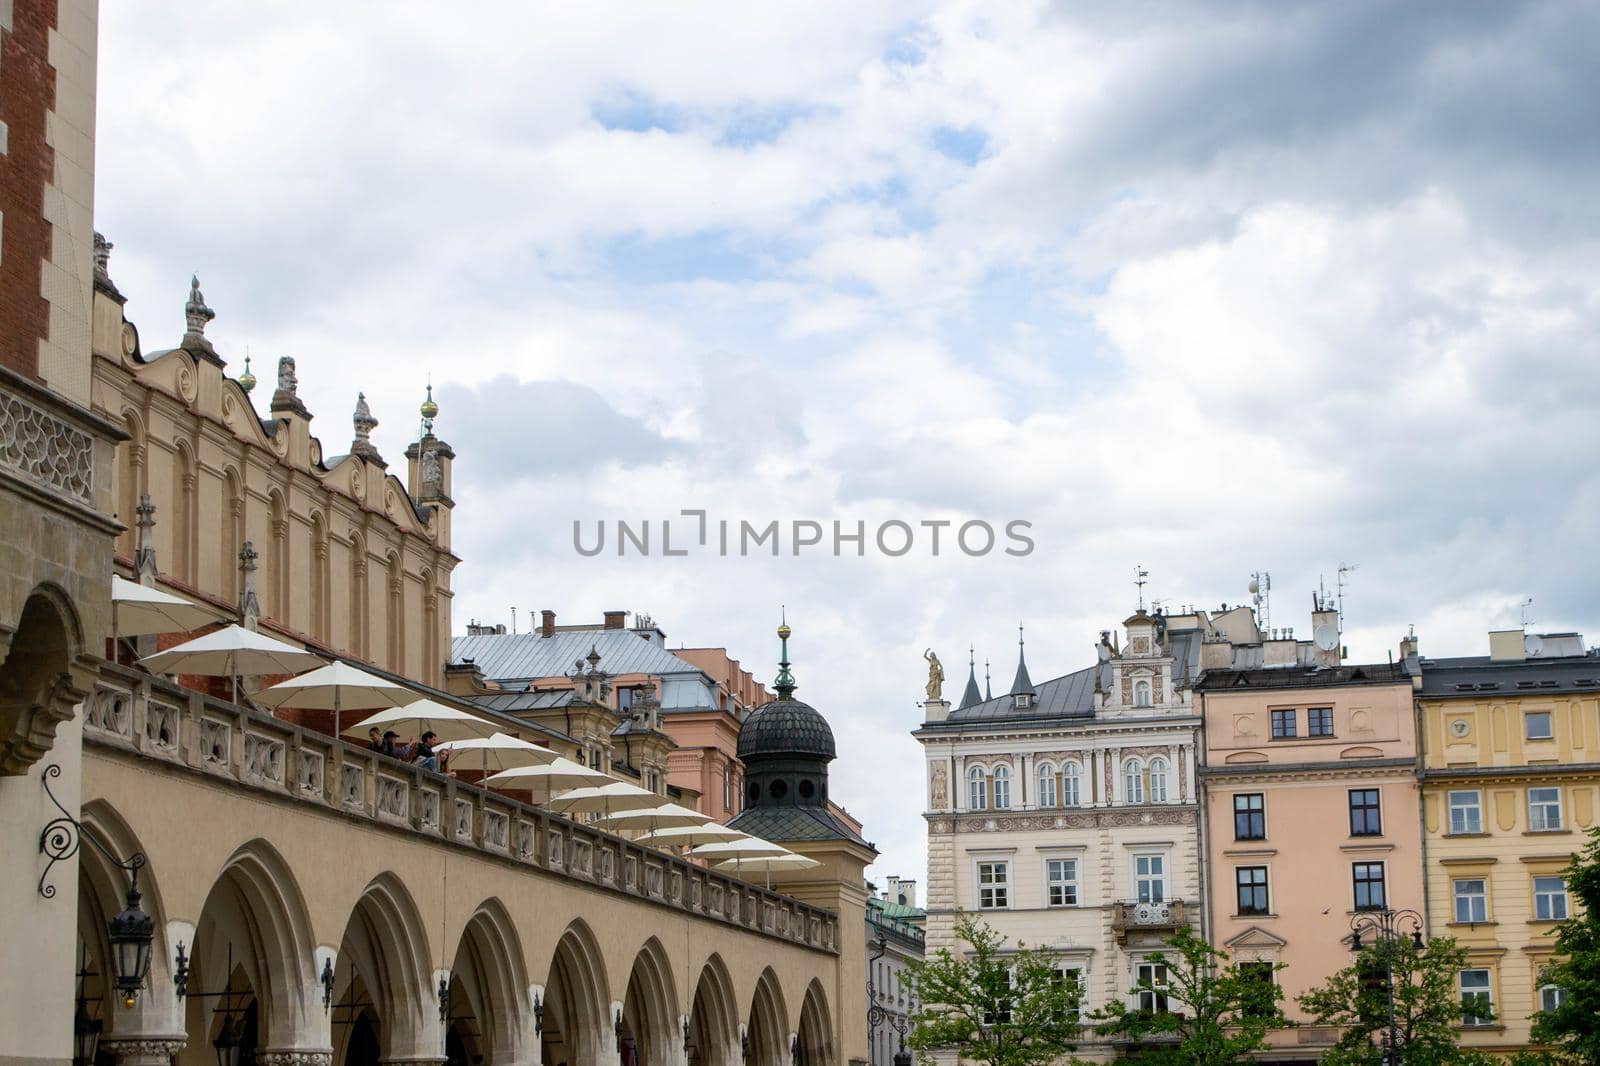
(902, 913, 1082, 1066)
(1093, 926, 1287, 1065)
(1298, 934, 1495, 1066)
(1530, 826, 1600, 1062)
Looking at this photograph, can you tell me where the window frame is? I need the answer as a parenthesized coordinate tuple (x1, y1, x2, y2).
(1540, 984, 1567, 1013)
(1135, 962, 1169, 1014)
(1123, 759, 1145, 804)
(1352, 861, 1387, 912)
(975, 859, 1011, 910)
(1307, 706, 1334, 737)
(1133, 852, 1167, 904)
(1045, 856, 1080, 908)
(1452, 878, 1488, 924)
(1348, 788, 1383, 837)
(1036, 762, 1057, 809)
(1270, 708, 1297, 739)
(1235, 865, 1270, 916)
(1061, 762, 1081, 808)
(1459, 968, 1493, 1027)
(1234, 793, 1266, 841)
(1148, 757, 1170, 804)
(1133, 679, 1152, 708)
(1525, 710, 1554, 740)
(1534, 875, 1569, 921)
(992, 765, 1012, 810)
(1529, 786, 1563, 832)
(1448, 790, 1483, 835)
(968, 765, 988, 811)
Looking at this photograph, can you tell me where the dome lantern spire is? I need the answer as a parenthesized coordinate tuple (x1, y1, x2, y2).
(774, 608, 796, 699)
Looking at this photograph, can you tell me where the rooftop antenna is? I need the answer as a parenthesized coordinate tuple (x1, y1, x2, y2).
(1134, 565, 1149, 611)
(1519, 598, 1535, 630)
(1249, 571, 1272, 633)
(1337, 562, 1358, 630)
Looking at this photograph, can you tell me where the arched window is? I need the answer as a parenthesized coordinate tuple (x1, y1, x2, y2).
(1124, 759, 1145, 804)
(268, 490, 288, 621)
(173, 445, 196, 584)
(992, 765, 1011, 809)
(968, 766, 988, 811)
(1149, 757, 1170, 803)
(1037, 763, 1056, 809)
(1062, 762, 1082, 807)
(220, 468, 243, 604)
(1134, 679, 1152, 708)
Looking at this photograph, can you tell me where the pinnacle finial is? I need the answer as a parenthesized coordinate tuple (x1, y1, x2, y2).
(238, 352, 257, 395)
(185, 275, 215, 337)
(774, 609, 796, 699)
(420, 380, 438, 435)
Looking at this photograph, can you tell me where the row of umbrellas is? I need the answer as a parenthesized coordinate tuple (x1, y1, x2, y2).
(113, 577, 819, 881)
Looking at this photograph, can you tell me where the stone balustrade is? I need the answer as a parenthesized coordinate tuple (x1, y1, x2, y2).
(83, 662, 840, 954)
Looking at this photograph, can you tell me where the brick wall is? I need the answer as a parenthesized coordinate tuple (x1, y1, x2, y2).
(0, 0, 56, 379)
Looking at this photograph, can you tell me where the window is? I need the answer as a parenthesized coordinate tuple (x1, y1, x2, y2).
(1134, 854, 1167, 904)
(1037, 763, 1057, 809)
(977, 861, 1010, 909)
(993, 765, 1012, 810)
(1236, 866, 1270, 916)
(1349, 789, 1382, 836)
(1308, 707, 1334, 736)
(1238, 962, 1276, 1019)
(1234, 794, 1266, 840)
(1353, 862, 1387, 911)
(1452, 879, 1487, 924)
(968, 766, 988, 811)
(1062, 763, 1081, 808)
(1526, 711, 1554, 740)
(1134, 680, 1152, 708)
(1535, 876, 1569, 921)
(1051, 966, 1084, 1019)
(1529, 787, 1563, 831)
(982, 970, 1013, 1025)
(1046, 857, 1079, 907)
(1148, 757, 1170, 803)
(1448, 790, 1482, 835)
(1136, 963, 1169, 1014)
(1270, 709, 1297, 739)
(1459, 969, 1493, 1026)
(1541, 984, 1568, 1012)
(1124, 759, 1145, 804)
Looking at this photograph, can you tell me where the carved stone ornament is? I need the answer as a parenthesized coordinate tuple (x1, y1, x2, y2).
(930, 763, 948, 808)
(255, 1051, 334, 1066)
(102, 1038, 189, 1066)
(1, 671, 87, 776)
(0, 387, 95, 503)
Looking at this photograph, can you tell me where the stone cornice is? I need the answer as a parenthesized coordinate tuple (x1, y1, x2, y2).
(1200, 758, 1416, 782)
(926, 805, 1198, 835)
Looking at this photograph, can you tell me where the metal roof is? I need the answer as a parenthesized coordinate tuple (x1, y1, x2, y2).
(451, 628, 706, 683)
(1198, 662, 1410, 691)
(738, 699, 836, 761)
(727, 805, 870, 846)
(1417, 653, 1600, 698)
(939, 661, 1105, 725)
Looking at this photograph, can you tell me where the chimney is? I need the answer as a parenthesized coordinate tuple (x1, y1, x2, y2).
(603, 610, 627, 630)
(1489, 629, 1525, 662)
(1399, 633, 1419, 660)
(541, 610, 556, 638)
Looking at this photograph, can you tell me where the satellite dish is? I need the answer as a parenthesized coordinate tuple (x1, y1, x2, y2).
(1314, 623, 1340, 652)
(1525, 634, 1545, 657)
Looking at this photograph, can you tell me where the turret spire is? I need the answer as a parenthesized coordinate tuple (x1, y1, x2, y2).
(774, 608, 796, 699)
(959, 645, 983, 709)
(1009, 622, 1035, 696)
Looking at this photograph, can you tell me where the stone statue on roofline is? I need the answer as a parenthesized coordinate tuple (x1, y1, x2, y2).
(924, 648, 944, 702)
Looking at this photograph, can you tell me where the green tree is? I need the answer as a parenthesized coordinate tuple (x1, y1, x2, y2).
(1298, 934, 1495, 1066)
(1530, 827, 1600, 1062)
(1092, 926, 1287, 1065)
(902, 913, 1083, 1066)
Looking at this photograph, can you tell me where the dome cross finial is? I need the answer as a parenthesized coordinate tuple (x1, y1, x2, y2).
(774, 607, 795, 699)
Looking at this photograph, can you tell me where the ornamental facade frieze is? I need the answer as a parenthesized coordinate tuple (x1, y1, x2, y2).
(926, 804, 1198, 835)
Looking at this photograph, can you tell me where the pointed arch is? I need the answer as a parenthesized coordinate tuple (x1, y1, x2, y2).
(192, 838, 320, 1049)
(689, 954, 739, 1066)
(447, 898, 533, 1066)
(336, 872, 436, 1062)
(747, 968, 788, 1066)
(543, 919, 611, 1066)
(623, 937, 680, 1066)
(797, 979, 832, 1066)
(77, 801, 173, 1025)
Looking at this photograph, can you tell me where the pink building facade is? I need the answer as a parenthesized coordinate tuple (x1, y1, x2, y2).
(1199, 664, 1423, 1060)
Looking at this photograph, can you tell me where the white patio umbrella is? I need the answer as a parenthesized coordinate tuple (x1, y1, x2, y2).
(712, 851, 821, 888)
(482, 756, 611, 792)
(547, 781, 667, 818)
(111, 575, 223, 639)
(140, 624, 324, 704)
(255, 660, 420, 738)
(343, 699, 498, 745)
(633, 822, 745, 848)
(690, 836, 790, 860)
(434, 732, 559, 776)
(595, 803, 707, 830)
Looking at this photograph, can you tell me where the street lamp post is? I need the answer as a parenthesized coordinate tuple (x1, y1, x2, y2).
(1347, 907, 1425, 1066)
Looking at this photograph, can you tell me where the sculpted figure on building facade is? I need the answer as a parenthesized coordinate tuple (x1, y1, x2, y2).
(924, 648, 944, 702)
(930, 762, 948, 808)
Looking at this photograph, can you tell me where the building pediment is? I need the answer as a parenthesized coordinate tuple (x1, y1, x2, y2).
(1225, 926, 1288, 950)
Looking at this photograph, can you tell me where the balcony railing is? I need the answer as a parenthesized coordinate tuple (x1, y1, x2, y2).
(1111, 899, 1187, 942)
(80, 661, 840, 954)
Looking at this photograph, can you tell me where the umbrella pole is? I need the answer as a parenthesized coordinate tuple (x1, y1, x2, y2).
(231, 650, 238, 707)
(334, 690, 341, 743)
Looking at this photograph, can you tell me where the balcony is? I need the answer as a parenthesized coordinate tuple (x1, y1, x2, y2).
(1112, 899, 1188, 943)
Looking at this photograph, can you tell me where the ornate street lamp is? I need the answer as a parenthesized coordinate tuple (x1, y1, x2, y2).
(39, 765, 154, 1008)
(72, 951, 104, 1066)
(532, 992, 543, 1037)
(212, 1015, 246, 1066)
(1346, 907, 1425, 1066)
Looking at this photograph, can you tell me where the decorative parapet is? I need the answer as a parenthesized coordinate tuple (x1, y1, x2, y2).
(83, 662, 840, 954)
(0, 384, 95, 504)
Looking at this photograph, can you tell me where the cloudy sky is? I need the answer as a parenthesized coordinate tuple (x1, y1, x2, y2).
(97, 1, 1600, 884)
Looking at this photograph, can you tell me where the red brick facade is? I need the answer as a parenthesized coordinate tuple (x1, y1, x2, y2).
(0, 0, 59, 379)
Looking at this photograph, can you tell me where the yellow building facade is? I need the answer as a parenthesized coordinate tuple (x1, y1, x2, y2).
(1417, 629, 1600, 1055)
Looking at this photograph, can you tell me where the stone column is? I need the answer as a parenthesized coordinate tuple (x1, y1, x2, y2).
(102, 1037, 187, 1066)
(257, 1052, 334, 1066)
